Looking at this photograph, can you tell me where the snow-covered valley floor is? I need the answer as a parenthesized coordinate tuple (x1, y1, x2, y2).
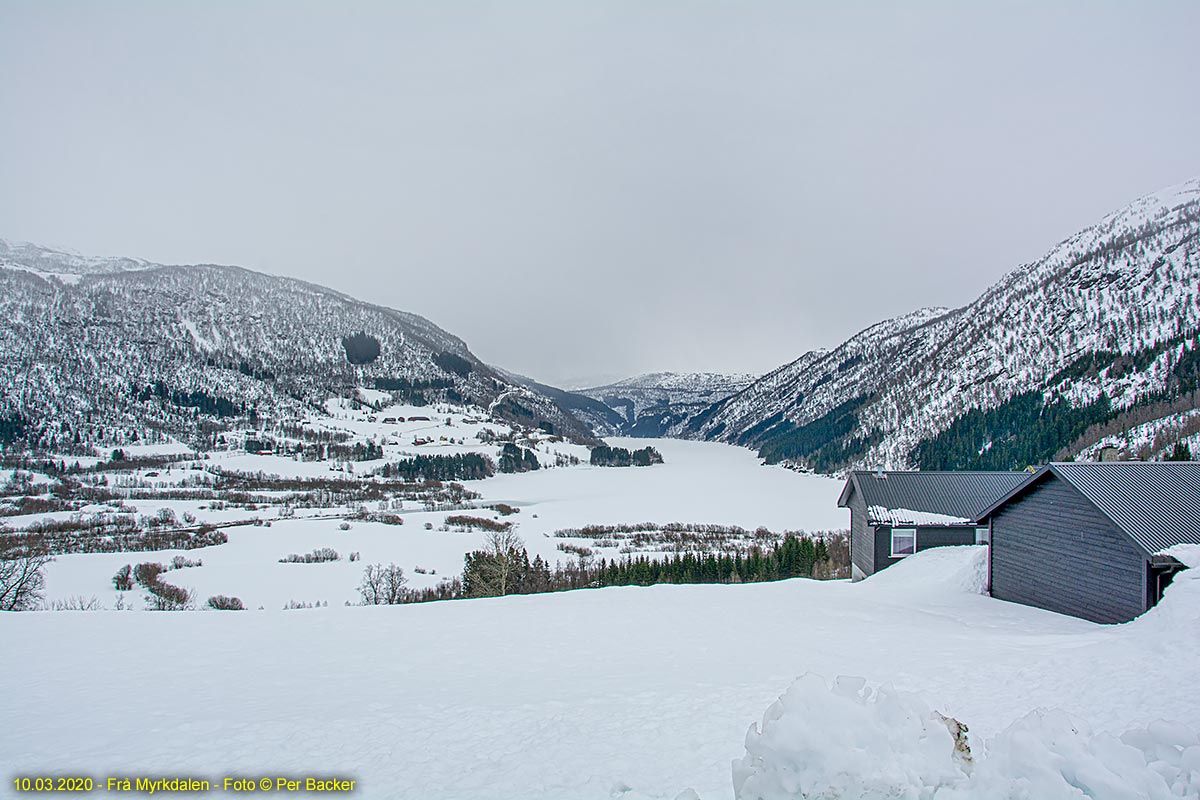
(4, 545, 1200, 799)
(33, 437, 848, 610)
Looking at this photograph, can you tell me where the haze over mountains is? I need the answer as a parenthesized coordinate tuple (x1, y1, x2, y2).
(2, 177, 1197, 472)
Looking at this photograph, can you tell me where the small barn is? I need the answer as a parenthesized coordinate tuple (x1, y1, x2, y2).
(838, 470, 1029, 581)
(976, 462, 1200, 624)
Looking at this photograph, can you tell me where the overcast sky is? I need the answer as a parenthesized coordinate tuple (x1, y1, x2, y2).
(2, 2, 1198, 388)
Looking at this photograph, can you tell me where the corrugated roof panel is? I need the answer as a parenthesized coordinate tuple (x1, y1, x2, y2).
(1051, 462, 1200, 553)
(848, 471, 1029, 526)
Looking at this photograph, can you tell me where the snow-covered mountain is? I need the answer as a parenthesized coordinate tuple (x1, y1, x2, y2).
(682, 178, 1200, 471)
(578, 371, 757, 437)
(0, 241, 598, 452)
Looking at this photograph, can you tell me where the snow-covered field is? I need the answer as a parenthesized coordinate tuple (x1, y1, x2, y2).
(4, 546, 1199, 799)
(34, 437, 845, 610)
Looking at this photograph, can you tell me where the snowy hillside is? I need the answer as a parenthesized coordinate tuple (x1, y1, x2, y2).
(0, 240, 597, 452)
(683, 178, 1200, 471)
(578, 372, 756, 437)
(4, 545, 1198, 799)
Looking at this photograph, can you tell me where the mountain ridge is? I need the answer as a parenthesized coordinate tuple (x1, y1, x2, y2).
(0, 241, 600, 453)
(679, 177, 1200, 471)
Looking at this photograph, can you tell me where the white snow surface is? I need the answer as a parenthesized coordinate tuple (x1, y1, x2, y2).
(866, 505, 973, 526)
(735, 672, 1200, 800)
(4, 546, 1200, 799)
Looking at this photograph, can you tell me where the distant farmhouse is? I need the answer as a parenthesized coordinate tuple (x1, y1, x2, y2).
(976, 462, 1200, 624)
(838, 470, 1028, 581)
(839, 462, 1200, 624)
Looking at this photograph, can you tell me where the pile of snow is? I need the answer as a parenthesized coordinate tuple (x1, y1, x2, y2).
(733, 673, 1200, 800)
(944, 711, 1200, 800)
(732, 673, 967, 799)
(855, 544, 990, 598)
(1134, 544, 1200, 634)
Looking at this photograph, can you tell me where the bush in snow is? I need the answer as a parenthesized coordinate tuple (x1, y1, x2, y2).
(144, 578, 192, 611)
(279, 547, 339, 564)
(133, 560, 192, 610)
(133, 561, 166, 588)
(50, 595, 104, 611)
(113, 564, 133, 591)
(207, 595, 244, 611)
(733, 673, 1199, 800)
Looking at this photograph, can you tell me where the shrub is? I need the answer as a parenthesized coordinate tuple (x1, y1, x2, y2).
(338, 521, 351, 531)
(278, 547, 339, 564)
(444, 514, 512, 533)
(144, 578, 192, 611)
(170, 555, 202, 570)
(133, 561, 166, 588)
(113, 564, 133, 591)
(132, 560, 192, 610)
(50, 595, 104, 611)
(207, 595, 244, 611)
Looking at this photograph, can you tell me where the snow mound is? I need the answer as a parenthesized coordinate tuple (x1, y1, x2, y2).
(733, 673, 1200, 800)
(1130, 544, 1200, 633)
(856, 545, 989, 598)
(732, 673, 965, 799)
(938, 710, 1200, 800)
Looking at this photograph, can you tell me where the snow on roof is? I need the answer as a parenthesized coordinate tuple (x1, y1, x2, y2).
(866, 505, 974, 527)
(841, 471, 1029, 522)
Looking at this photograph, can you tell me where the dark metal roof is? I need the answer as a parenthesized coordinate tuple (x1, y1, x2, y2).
(976, 462, 1200, 554)
(838, 470, 1030, 526)
(1005, 462, 1200, 554)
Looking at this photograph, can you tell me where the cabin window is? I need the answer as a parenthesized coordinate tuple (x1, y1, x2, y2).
(975, 527, 990, 545)
(890, 528, 916, 557)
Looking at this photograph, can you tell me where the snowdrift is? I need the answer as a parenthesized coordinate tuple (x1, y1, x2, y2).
(734, 673, 1200, 800)
(734, 546, 1200, 800)
(853, 544, 989, 598)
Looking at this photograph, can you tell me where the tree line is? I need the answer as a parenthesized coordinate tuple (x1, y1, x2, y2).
(374, 452, 494, 481)
(455, 530, 846, 600)
(589, 445, 663, 467)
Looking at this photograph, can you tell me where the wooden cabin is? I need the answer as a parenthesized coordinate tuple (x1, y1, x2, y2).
(975, 462, 1200, 623)
(838, 470, 1029, 581)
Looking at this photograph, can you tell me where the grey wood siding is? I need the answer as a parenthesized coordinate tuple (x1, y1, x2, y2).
(990, 475, 1149, 623)
(873, 525, 978, 573)
(847, 489, 873, 578)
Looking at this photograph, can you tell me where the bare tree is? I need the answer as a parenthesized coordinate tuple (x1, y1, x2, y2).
(468, 530, 526, 597)
(359, 562, 407, 605)
(0, 552, 54, 611)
